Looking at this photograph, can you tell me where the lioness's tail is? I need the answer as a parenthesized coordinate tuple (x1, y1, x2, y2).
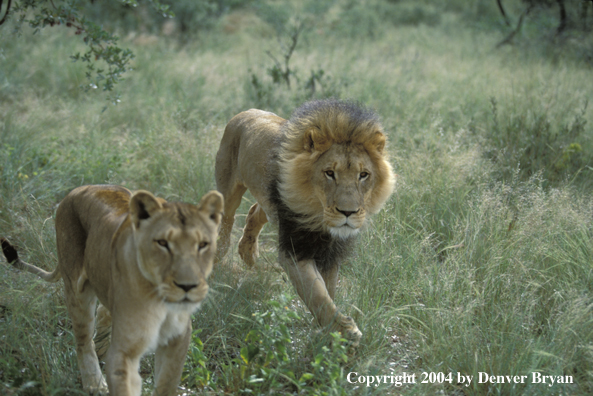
(1, 238, 62, 282)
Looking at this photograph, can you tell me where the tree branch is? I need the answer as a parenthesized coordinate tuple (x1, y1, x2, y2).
(0, 0, 12, 25)
(496, 4, 534, 48)
(556, 0, 567, 35)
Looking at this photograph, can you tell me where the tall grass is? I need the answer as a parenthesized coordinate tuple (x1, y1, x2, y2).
(1, 1, 593, 394)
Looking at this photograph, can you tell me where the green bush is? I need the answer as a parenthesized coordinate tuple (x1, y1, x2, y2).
(168, 0, 249, 35)
(81, 0, 251, 35)
(382, 2, 441, 27)
(183, 295, 350, 394)
(334, 0, 443, 39)
(485, 96, 590, 185)
(335, 0, 383, 39)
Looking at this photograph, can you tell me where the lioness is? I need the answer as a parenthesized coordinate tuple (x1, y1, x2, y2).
(1, 185, 223, 396)
(215, 99, 396, 345)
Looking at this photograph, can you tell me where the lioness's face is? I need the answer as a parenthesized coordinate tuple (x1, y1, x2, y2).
(130, 192, 223, 312)
(313, 143, 376, 239)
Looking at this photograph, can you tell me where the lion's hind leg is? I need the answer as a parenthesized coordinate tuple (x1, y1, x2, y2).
(95, 304, 112, 361)
(215, 182, 247, 263)
(238, 203, 268, 267)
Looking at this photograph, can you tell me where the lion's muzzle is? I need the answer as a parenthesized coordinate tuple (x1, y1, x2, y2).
(325, 205, 365, 239)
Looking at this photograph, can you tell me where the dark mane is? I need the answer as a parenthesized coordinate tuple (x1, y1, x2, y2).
(283, 99, 381, 140)
(268, 179, 354, 271)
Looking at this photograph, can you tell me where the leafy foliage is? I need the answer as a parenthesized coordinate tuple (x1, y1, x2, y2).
(184, 330, 211, 389)
(6, 0, 173, 105)
(183, 295, 350, 394)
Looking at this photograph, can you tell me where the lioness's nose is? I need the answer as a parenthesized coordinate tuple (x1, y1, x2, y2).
(174, 281, 199, 292)
(337, 209, 359, 217)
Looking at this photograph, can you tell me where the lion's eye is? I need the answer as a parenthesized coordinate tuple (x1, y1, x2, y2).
(325, 170, 335, 179)
(359, 172, 369, 180)
(198, 241, 209, 251)
(156, 239, 169, 249)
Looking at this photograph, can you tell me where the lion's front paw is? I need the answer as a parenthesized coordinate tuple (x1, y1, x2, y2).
(238, 235, 259, 267)
(336, 315, 362, 347)
(84, 378, 108, 396)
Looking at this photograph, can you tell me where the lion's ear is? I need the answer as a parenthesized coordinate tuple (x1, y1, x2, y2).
(198, 190, 224, 226)
(303, 127, 330, 153)
(130, 190, 163, 229)
(369, 131, 386, 154)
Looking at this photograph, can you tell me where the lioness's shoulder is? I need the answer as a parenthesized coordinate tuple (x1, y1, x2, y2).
(57, 185, 133, 221)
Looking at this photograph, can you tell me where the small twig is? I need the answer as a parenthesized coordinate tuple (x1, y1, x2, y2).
(496, 0, 511, 27)
(266, 18, 305, 88)
(265, 50, 282, 70)
(282, 20, 304, 88)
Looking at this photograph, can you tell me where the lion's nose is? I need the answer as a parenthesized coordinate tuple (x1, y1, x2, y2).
(337, 209, 359, 217)
(174, 281, 198, 292)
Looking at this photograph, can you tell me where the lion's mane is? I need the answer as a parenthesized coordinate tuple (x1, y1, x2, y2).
(271, 99, 396, 269)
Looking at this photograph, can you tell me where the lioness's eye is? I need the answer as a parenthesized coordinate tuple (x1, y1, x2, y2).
(156, 239, 169, 249)
(198, 241, 209, 251)
(359, 172, 369, 180)
(325, 170, 335, 179)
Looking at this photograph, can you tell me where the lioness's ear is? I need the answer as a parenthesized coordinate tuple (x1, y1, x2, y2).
(303, 127, 330, 153)
(130, 190, 163, 229)
(198, 191, 224, 225)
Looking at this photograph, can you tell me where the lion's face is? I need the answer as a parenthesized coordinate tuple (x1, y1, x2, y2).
(130, 191, 223, 312)
(311, 143, 377, 239)
(278, 108, 396, 239)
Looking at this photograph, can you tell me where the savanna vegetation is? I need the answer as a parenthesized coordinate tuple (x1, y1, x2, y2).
(1, 0, 593, 394)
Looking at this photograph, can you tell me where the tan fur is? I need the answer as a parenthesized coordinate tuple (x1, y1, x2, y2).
(215, 100, 396, 345)
(2, 185, 223, 396)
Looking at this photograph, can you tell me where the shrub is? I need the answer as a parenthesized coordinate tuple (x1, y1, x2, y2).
(484, 96, 590, 185)
(184, 294, 350, 394)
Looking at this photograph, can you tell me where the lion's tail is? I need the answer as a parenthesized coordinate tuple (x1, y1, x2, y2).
(1, 238, 62, 283)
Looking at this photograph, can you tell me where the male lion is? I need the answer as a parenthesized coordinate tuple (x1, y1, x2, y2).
(1, 185, 223, 396)
(215, 99, 396, 345)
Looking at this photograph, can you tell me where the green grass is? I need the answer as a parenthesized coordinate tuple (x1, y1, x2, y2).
(2, 0, 593, 394)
